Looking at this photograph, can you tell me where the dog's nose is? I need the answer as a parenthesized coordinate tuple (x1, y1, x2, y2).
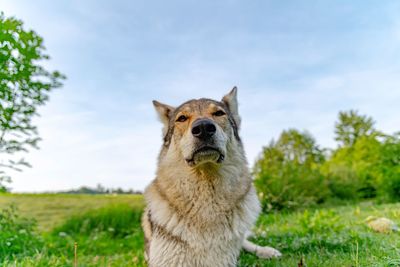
(191, 119, 216, 140)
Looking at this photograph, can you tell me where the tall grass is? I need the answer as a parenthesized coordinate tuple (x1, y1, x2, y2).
(0, 196, 147, 266)
(0, 193, 144, 231)
(52, 204, 142, 238)
(0, 205, 43, 261)
(45, 204, 146, 265)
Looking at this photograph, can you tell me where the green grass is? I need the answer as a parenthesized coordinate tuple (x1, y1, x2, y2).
(45, 203, 146, 266)
(0, 205, 44, 261)
(0, 194, 146, 266)
(0, 193, 144, 231)
(0, 194, 399, 266)
(239, 202, 400, 266)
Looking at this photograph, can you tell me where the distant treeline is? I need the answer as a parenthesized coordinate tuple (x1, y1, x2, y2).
(57, 184, 142, 195)
(254, 110, 400, 212)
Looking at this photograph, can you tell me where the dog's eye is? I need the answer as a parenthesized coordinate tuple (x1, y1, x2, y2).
(176, 115, 188, 122)
(213, 110, 226, 117)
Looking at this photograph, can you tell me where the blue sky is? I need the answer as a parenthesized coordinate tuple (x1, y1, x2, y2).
(1, 0, 400, 192)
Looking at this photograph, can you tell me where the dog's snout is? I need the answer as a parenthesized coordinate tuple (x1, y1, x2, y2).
(191, 119, 216, 140)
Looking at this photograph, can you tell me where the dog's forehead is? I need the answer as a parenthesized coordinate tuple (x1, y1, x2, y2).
(175, 98, 225, 114)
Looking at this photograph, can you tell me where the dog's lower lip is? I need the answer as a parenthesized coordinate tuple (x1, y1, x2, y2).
(194, 146, 220, 154)
(186, 146, 225, 165)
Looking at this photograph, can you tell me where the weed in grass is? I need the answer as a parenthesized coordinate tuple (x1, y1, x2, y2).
(0, 205, 43, 261)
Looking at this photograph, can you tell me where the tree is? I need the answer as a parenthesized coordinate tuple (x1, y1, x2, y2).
(254, 129, 329, 211)
(378, 133, 400, 201)
(275, 129, 325, 167)
(334, 110, 376, 147)
(322, 134, 382, 200)
(0, 13, 65, 190)
(326, 110, 383, 199)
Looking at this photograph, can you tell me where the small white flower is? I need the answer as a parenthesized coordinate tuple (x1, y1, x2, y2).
(58, 232, 68, 237)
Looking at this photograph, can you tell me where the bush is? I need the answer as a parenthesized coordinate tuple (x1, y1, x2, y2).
(52, 204, 143, 238)
(255, 162, 329, 211)
(0, 205, 43, 261)
(378, 135, 400, 201)
(323, 134, 400, 202)
(384, 173, 400, 202)
(254, 129, 330, 212)
(48, 204, 145, 261)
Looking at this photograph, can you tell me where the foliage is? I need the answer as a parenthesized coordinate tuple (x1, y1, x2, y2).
(0, 13, 65, 189)
(322, 110, 382, 200)
(378, 134, 400, 201)
(334, 110, 376, 147)
(323, 132, 400, 202)
(0, 205, 43, 261)
(322, 135, 382, 200)
(255, 110, 400, 210)
(254, 129, 330, 212)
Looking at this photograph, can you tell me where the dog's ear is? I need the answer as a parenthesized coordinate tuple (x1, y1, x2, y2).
(153, 100, 175, 135)
(222, 86, 241, 128)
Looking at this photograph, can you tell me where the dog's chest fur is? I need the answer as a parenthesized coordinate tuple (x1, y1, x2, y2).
(143, 166, 260, 267)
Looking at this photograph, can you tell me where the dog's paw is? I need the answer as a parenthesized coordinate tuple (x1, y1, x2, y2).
(256, 246, 282, 259)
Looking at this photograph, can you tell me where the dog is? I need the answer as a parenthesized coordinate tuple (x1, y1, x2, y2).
(142, 87, 281, 267)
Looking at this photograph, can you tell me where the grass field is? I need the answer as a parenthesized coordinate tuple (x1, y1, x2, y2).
(0, 193, 399, 266)
(0, 194, 144, 232)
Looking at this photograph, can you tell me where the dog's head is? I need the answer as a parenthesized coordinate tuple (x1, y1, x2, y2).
(153, 87, 242, 168)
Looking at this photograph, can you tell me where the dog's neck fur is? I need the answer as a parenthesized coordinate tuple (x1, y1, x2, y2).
(154, 137, 251, 222)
